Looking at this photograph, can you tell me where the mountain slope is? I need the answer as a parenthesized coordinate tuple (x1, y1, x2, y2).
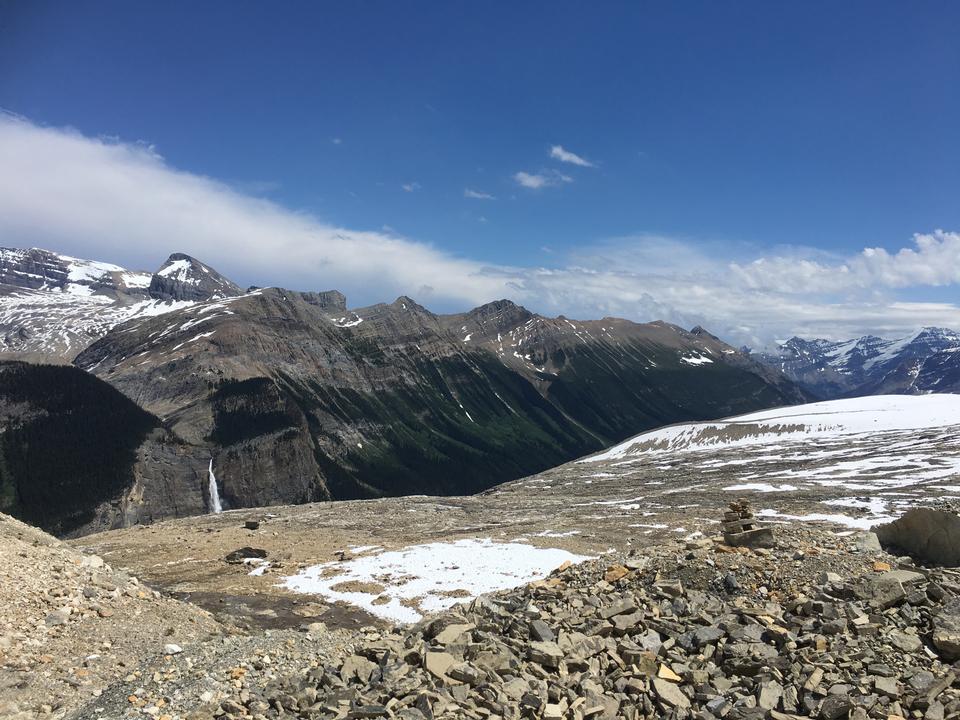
(0, 248, 241, 362)
(75, 288, 805, 508)
(0, 361, 209, 536)
(757, 327, 960, 398)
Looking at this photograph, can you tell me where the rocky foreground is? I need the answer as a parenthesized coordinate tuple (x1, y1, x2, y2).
(48, 521, 960, 720)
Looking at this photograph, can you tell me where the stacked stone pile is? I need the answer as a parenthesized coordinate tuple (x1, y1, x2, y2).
(722, 500, 775, 550)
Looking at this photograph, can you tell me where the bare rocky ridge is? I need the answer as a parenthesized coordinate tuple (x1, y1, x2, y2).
(0, 246, 807, 531)
(72, 286, 804, 515)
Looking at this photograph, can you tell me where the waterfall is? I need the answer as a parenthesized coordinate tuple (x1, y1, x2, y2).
(208, 459, 223, 514)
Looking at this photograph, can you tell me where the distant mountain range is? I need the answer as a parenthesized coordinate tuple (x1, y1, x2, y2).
(755, 326, 960, 398)
(0, 246, 806, 535)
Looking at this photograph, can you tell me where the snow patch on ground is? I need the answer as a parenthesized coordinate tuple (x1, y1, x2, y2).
(723, 483, 799, 493)
(281, 538, 590, 623)
(756, 508, 896, 530)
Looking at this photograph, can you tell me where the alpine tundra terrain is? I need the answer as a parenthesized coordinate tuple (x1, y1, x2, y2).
(0, 248, 807, 535)
(74, 393, 960, 629)
(6, 394, 960, 720)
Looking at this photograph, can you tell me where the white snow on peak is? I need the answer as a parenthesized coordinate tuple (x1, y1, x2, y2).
(331, 315, 364, 328)
(584, 394, 960, 462)
(120, 271, 152, 289)
(157, 258, 199, 283)
(59, 254, 124, 284)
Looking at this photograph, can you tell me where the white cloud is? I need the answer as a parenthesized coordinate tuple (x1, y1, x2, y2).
(513, 170, 573, 189)
(464, 188, 495, 200)
(1, 115, 959, 348)
(0, 116, 509, 307)
(401, 182, 421, 192)
(729, 231, 960, 294)
(549, 145, 594, 167)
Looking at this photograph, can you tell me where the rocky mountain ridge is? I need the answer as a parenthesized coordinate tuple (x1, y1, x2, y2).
(0, 248, 240, 362)
(756, 326, 960, 398)
(0, 247, 806, 534)
(73, 283, 804, 520)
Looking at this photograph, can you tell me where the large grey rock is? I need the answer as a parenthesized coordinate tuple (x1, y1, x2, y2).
(933, 600, 960, 660)
(528, 641, 564, 668)
(875, 508, 960, 566)
(652, 677, 691, 709)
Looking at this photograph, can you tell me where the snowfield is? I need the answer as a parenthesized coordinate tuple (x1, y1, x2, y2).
(586, 394, 960, 461)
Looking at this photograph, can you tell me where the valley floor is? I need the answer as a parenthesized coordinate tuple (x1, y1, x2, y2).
(71, 396, 960, 632)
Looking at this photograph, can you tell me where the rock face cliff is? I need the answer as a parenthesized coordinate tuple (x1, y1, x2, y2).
(74, 287, 806, 513)
(0, 361, 209, 536)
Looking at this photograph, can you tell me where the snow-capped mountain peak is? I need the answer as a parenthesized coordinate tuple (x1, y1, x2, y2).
(0, 247, 240, 362)
(757, 326, 960, 398)
(149, 253, 242, 302)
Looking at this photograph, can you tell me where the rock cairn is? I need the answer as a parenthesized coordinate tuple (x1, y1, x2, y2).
(722, 500, 775, 549)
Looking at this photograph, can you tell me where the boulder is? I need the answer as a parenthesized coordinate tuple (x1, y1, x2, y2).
(874, 508, 960, 566)
(225, 547, 268, 564)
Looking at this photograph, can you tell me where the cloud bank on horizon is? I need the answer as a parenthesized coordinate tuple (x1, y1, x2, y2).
(2, 114, 959, 348)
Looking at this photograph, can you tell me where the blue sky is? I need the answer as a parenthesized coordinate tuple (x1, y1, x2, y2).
(1, 2, 959, 345)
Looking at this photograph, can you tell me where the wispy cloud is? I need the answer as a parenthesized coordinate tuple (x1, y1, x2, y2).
(401, 182, 421, 192)
(549, 145, 595, 167)
(513, 170, 573, 189)
(464, 188, 495, 200)
(2, 114, 959, 347)
(331, 137, 342, 145)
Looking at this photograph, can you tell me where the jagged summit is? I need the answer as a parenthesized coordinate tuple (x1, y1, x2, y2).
(0, 247, 249, 361)
(690, 325, 722, 342)
(757, 326, 960, 398)
(148, 252, 242, 302)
